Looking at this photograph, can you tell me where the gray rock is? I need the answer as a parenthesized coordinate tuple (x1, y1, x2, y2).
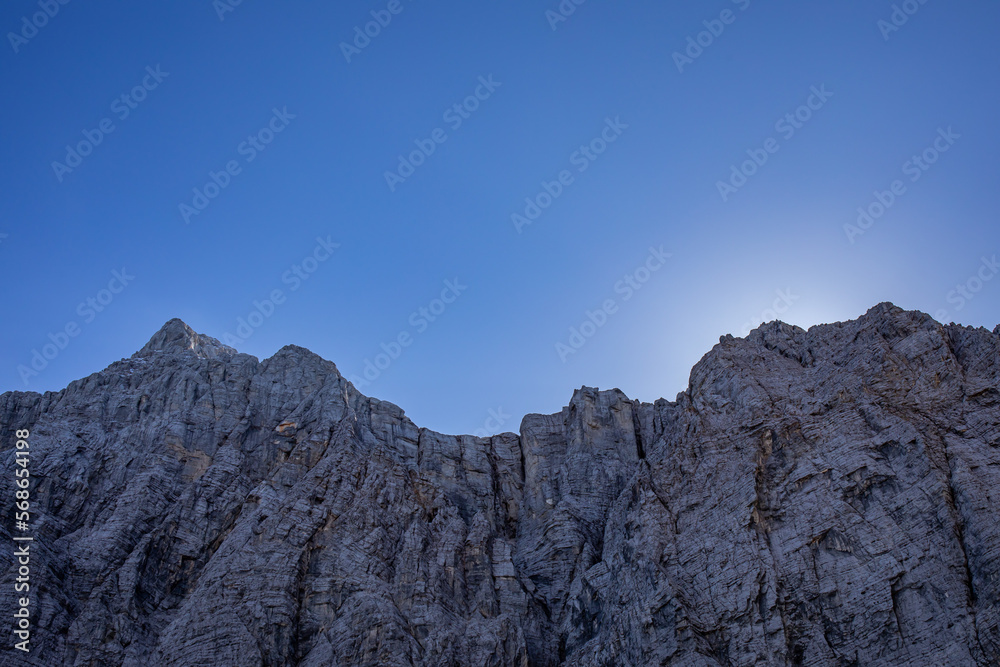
(1, 305, 998, 665)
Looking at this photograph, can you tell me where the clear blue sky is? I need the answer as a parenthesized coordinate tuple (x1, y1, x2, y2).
(2, 1, 998, 435)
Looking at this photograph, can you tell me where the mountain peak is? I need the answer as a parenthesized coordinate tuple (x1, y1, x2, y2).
(866, 301, 903, 316)
(137, 318, 237, 359)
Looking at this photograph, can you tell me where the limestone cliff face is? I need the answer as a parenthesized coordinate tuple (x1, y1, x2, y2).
(1, 304, 998, 666)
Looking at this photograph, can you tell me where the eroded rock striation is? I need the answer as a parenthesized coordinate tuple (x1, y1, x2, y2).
(1, 304, 998, 666)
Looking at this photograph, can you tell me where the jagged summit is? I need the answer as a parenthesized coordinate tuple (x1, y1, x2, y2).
(136, 318, 237, 360)
(136, 320, 343, 384)
(867, 300, 904, 316)
(270, 343, 340, 369)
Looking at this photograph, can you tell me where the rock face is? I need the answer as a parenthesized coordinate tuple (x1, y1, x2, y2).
(1, 305, 998, 666)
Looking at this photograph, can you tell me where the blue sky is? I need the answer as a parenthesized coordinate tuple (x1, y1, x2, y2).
(2, 0, 998, 435)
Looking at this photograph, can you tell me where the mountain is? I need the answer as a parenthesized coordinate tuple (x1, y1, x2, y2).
(1, 304, 998, 666)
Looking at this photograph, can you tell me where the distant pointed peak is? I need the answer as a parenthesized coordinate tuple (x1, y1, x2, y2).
(265, 344, 343, 377)
(865, 301, 904, 317)
(137, 319, 237, 359)
(861, 302, 942, 333)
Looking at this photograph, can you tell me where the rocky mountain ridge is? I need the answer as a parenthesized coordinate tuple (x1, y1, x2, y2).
(1, 303, 998, 666)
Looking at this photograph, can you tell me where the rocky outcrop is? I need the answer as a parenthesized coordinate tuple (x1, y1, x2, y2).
(1, 305, 998, 666)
